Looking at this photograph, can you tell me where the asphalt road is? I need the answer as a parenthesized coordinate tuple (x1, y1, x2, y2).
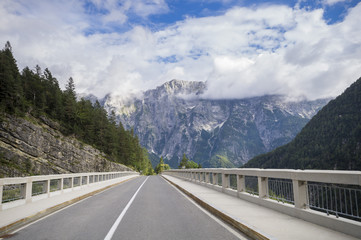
(6, 176, 246, 240)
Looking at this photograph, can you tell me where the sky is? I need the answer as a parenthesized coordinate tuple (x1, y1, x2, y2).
(1, 0, 361, 100)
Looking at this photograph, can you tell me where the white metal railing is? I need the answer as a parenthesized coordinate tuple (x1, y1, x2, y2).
(163, 168, 361, 221)
(0, 171, 138, 211)
(307, 182, 361, 220)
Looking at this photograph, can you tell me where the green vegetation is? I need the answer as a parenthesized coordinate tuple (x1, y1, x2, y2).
(178, 153, 201, 169)
(245, 77, 361, 170)
(0, 42, 153, 173)
(154, 157, 170, 174)
(2, 185, 23, 203)
(209, 154, 235, 168)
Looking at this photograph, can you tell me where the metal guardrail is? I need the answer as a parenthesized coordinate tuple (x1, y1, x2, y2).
(163, 168, 361, 221)
(0, 171, 138, 210)
(307, 182, 361, 220)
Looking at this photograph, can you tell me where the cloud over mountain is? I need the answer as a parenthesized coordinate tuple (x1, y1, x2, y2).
(0, 0, 360, 100)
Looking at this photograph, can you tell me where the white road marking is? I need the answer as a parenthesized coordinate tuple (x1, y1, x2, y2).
(104, 176, 149, 240)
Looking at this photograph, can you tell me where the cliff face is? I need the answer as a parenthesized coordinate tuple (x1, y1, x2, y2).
(0, 115, 132, 177)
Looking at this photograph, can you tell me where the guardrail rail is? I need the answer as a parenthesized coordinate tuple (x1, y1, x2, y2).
(0, 171, 138, 211)
(163, 168, 361, 238)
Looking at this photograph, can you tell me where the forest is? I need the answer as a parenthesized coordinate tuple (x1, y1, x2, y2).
(245, 76, 361, 170)
(0, 41, 154, 175)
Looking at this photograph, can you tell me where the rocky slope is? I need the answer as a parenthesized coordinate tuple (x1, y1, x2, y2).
(103, 80, 330, 168)
(0, 115, 132, 177)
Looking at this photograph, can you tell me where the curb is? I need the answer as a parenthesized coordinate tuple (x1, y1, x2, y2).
(162, 176, 270, 240)
(0, 176, 139, 237)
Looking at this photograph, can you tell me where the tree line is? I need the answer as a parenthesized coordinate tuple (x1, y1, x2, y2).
(154, 153, 202, 174)
(0, 42, 154, 175)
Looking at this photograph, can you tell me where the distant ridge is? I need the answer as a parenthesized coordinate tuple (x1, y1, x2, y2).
(245, 77, 361, 170)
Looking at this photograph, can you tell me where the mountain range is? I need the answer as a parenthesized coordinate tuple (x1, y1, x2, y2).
(100, 80, 329, 168)
(245, 77, 361, 170)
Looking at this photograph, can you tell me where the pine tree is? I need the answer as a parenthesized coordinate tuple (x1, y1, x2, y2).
(43, 68, 63, 119)
(64, 77, 76, 100)
(179, 153, 188, 169)
(63, 77, 77, 133)
(0, 41, 23, 114)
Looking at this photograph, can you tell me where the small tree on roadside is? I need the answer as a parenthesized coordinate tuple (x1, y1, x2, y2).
(155, 156, 170, 174)
(178, 154, 201, 169)
(178, 153, 188, 169)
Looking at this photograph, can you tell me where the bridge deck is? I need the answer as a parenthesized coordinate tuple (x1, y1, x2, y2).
(162, 175, 358, 240)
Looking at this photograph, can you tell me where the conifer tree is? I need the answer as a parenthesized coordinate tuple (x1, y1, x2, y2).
(0, 41, 23, 114)
(63, 77, 77, 133)
(179, 153, 188, 169)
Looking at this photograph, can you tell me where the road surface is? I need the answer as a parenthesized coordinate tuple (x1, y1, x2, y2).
(5, 176, 247, 240)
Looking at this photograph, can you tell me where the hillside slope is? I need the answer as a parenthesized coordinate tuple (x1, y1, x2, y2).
(0, 114, 132, 177)
(245, 77, 361, 170)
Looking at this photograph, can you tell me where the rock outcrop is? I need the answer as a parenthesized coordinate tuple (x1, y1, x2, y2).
(0, 115, 132, 177)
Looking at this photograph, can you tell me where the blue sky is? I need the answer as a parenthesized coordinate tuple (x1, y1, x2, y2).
(0, 0, 361, 100)
(82, 0, 360, 33)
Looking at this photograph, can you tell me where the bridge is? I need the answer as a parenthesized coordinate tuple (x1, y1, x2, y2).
(0, 169, 360, 240)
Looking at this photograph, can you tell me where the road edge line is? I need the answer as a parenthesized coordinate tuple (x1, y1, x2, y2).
(0, 176, 139, 237)
(161, 175, 271, 240)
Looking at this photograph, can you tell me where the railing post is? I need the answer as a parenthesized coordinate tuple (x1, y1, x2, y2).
(0, 182, 3, 211)
(212, 173, 217, 185)
(46, 179, 51, 198)
(258, 177, 268, 198)
(293, 180, 308, 209)
(70, 177, 74, 190)
(205, 173, 210, 183)
(222, 172, 229, 192)
(25, 178, 33, 203)
(60, 177, 64, 193)
(237, 175, 245, 193)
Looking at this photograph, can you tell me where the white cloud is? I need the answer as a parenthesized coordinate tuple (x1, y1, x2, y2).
(322, 0, 347, 6)
(0, 1, 360, 100)
(86, 0, 168, 26)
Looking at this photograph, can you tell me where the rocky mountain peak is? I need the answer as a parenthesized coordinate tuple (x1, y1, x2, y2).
(155, 79, 206, 96)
